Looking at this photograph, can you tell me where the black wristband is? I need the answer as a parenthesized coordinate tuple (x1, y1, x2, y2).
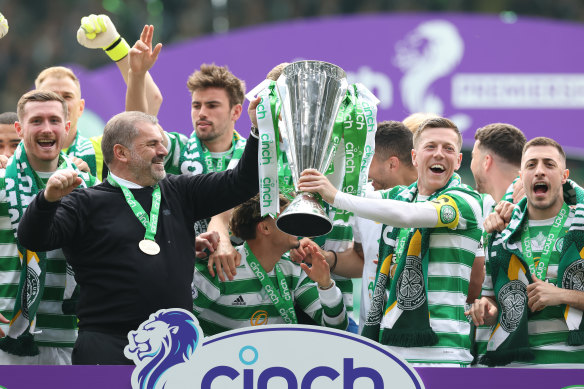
(327, 250, 338, 273)
(104, 36, 122, 51)
(250, 125, 259, 138)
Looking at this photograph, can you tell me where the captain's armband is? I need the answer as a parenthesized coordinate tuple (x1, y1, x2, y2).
(429, 195, 459, 229)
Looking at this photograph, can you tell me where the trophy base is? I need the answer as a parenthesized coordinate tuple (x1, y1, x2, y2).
(276, 192, 333, 237)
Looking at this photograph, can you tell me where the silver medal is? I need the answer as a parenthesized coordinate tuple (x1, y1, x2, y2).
(139, 239, 160, 255)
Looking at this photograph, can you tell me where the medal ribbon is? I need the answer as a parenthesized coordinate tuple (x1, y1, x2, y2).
(520, 202, 569, 280)
(107, 175, 161, 244)
(244, 242, 298, 324)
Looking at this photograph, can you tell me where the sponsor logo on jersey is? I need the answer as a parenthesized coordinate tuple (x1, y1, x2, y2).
(250, 310, 268, 326)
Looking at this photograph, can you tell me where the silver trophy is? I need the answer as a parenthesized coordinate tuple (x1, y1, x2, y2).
(276, 60, 348, 237)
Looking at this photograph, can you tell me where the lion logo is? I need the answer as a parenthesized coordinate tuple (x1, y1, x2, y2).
(124, 308, 201, 389)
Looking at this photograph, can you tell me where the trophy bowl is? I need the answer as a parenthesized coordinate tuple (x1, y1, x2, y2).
(275, 60, 348, 237)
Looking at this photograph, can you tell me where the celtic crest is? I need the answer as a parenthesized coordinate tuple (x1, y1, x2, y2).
(440, 205, 456, 225)
(562, 259, 584, 291)
(396, 255, 425, 310)
(22, 270, 40, 319)
(498, 280, 527, 332)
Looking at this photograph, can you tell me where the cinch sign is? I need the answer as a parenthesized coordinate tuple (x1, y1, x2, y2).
(124, 308, 424, 389)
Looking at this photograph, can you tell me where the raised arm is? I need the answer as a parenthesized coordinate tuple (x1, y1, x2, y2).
(126, 25, 162, 115)
(17, 170, 83, 252)
(77, 14, 163, 115)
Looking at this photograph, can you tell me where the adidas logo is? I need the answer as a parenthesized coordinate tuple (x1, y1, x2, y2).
(232, 295, 246, 306)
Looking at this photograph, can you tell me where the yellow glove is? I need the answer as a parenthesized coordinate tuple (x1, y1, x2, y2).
(76, 14, 130, 62)
(0, 12, 8, 39)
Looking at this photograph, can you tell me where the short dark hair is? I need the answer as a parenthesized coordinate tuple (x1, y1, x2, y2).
(0, 112, 18, 125)
(375, 120, 414, 167)
(230, 194, 290, 240)
(413, 117, 462, 151)
(186, 64, 245, 107)
(102, 111, 158, 165)
(474, 123, 526, 167)
(523, 137, 566, 164)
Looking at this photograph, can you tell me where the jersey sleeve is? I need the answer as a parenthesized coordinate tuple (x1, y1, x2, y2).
(164, 131, 189, 175)
(294, 272, 348, 330)
(435, 189, 483, 231)
(192, 261, 221, 311)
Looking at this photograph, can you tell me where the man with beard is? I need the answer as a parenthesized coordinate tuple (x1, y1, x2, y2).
(126, 40, 248, 281)
(16, 110, 259, 364)
(467, 137, 584, 367)
(468, 123, 526, 361)
(192, 194, 348, 336)
(299, 117, 482, 366)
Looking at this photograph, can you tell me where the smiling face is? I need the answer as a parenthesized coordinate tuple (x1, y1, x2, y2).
(520, 145, 568, 219)
(15, 100, 70, 172)
(127, 121, 168, 186)
(412, 127, 462, 196)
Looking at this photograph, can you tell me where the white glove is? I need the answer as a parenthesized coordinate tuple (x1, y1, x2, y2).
(77, 14, 119, 49)
(0, 12, 8, 39)
(77, 14, 130, 61)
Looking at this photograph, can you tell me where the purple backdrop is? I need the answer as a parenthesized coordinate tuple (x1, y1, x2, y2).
(73, 13, 584, 155)
(0, 366, 582, 388)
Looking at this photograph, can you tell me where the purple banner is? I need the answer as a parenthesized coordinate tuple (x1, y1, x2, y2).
(0, 366, 582, 389)
(74, 13, 584, 154)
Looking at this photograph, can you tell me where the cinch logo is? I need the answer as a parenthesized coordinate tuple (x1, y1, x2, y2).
(250, 310, 268, 326)
(201, 346, 383, 388)
(126, 309, 424, 389)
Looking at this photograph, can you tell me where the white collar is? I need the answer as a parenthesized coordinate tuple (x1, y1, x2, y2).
(108, 172, 144, 189)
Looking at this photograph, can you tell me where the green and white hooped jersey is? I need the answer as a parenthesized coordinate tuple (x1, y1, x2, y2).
(163, 132, 189, 175)
(482, 214, 584, 367)
(0, 171, 77, 348)
(312, 208, 355, 317)
(192, 246, 348, 336)
(382, 188, 483, 366)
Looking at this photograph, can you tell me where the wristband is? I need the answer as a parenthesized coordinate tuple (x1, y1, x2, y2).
(327, 250, 338, 273)
(318, 279, 335, 291)
(104, 37, 130, 62)
(250, 125, 259, 139)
